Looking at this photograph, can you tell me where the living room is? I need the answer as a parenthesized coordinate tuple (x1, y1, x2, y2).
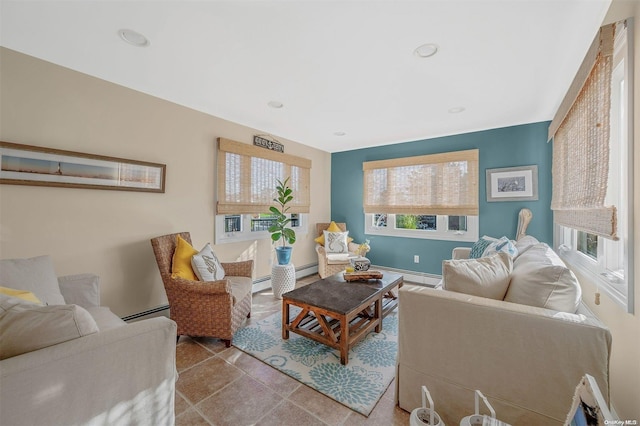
(1, 0, 638, 424)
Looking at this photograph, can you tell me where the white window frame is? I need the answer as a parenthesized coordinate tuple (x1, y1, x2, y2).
(554, 20, 634, 313)
(364, 213, 479, 242)
(215, 213, 307, 245)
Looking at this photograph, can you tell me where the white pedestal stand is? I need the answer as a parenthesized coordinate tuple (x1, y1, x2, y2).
(272, 263, 296, 299)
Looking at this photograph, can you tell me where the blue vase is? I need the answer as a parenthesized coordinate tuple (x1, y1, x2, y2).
(275, 246, 293, 265)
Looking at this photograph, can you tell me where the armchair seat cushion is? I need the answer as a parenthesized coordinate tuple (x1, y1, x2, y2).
(326, 253, 352, 264)
(227, 276, 252, 304)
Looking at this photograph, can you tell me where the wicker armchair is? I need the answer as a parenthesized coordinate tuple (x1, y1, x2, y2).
(315, 222, 360, 278)
(150, 232, 253, 347)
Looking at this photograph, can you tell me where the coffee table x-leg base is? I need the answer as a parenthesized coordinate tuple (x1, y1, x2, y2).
(283, 291, 400, 365)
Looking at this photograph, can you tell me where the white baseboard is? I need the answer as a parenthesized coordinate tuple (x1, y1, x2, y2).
(253, 263, 319, 293)
(372, 265, 441, 287)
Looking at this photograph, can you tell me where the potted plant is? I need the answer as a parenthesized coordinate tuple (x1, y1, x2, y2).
(268, 177, 296, 265)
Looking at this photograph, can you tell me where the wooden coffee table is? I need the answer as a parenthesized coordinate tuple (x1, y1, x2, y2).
(281, 271, 403, 365)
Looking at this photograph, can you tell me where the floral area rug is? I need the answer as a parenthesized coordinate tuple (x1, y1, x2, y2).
(232, 308, 398, 417)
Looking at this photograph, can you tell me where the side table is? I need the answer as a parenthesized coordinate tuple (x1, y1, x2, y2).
(272, 263, 296, 299)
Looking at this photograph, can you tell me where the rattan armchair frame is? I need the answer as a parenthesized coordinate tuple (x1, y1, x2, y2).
(150, 232, 253, 347)
(315, 223, 360, 279)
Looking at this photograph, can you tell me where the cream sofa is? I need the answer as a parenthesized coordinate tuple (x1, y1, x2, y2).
(0, 256, 178, 426)
(395, 237, 611, 425)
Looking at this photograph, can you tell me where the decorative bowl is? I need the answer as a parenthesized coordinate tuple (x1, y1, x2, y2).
(351, 257, 371, 271)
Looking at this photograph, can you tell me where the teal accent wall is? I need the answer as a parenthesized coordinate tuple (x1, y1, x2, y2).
(330, 121, 552, 275)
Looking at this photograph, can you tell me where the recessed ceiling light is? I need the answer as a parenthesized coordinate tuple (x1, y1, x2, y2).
(333, 131, 346, 136)
(413, 43, 438, 58)
(118, 29, 149, 47)
(448, 106, 466, 114)
(268, 101, 284, 109)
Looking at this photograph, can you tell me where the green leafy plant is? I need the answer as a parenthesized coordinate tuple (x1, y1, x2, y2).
(268, 177, 296, 247)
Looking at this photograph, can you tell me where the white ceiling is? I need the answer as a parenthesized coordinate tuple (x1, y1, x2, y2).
(0, 0, 611, 153)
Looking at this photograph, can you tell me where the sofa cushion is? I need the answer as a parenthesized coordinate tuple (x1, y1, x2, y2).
(191, 243, 225, 281)
(85, 306, 126, 331)
(323, 230, 350, 254)
(0, 255, 66, 305)
(171, 235, 198, 280)
(0, 286, 42, 304)
(514, 235, 540, 258)
(0, 294, 99, 359)
(442, 252, 513, 300)
(505, 243, 582, 313)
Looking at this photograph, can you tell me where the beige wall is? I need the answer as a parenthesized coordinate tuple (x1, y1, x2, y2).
(574, 0, 640, 421)
(0, 47, 332, 317)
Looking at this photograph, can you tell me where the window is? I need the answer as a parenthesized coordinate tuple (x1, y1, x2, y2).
(215, 137, 310, 244)
(365, 213, 478, 241)
(363, 149, 479, 241)
(216, 213, 305, 244)
(553, 20, 633, 312)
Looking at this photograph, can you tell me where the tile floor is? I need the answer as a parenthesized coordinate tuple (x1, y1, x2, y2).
(174, 274, 412, 426)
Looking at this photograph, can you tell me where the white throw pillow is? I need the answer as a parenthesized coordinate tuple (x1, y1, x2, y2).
(191, 243, 225, 281)
(323, 230, 349, 254)
(442, 252, 513, 300)
(0, 294, 99, 359)
(504, 243, 582, 313)
(484, 236, 518, 258)
(0, 255, 65, 305)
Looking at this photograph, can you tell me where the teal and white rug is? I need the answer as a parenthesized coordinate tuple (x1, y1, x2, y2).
(233, 308, 398, 417)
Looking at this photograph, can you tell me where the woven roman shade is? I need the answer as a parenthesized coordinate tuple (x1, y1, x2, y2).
(363, 149, 479, 216)
(549, 23, 618, 239)
(217, 138, 311, 214)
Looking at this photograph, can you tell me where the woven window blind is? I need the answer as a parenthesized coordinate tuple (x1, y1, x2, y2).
(217, 138, 312, 214)
(549, 23, 618, 239)
(363, 149, 479, 215)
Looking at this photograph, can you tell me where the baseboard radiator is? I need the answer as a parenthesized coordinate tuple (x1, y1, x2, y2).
(122, 263, 319, 322)
(371, 265, 441, 287)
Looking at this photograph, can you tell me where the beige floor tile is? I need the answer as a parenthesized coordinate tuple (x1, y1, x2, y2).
(176, 357, 244, 404)
(343, 396, 411, 426)
(175, 408, 211, 426)
(196, 374, 283, 426)
(191, 336, 230, 353)
(287, 384, 352, 426)
(174, 391, 191, 417)
(217, 347, 302, 397)
(257, 400, 329, 426)
(176, 339, 215, 372)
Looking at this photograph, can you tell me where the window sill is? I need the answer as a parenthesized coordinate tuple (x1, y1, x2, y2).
(558, 247, 630, 313)
(365, 227, 477, 242)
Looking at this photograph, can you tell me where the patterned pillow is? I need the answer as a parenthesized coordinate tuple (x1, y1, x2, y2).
(191, 243, 225, 281)
(469, 236, 496, 258)
(470, 236, 518, 259)
(323, 230, 349, 254)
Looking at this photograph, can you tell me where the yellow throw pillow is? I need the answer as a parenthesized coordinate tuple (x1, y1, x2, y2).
(171, 235, 198, 280)
(0, 286, 42, 304)
(314, 221, 343, 245)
